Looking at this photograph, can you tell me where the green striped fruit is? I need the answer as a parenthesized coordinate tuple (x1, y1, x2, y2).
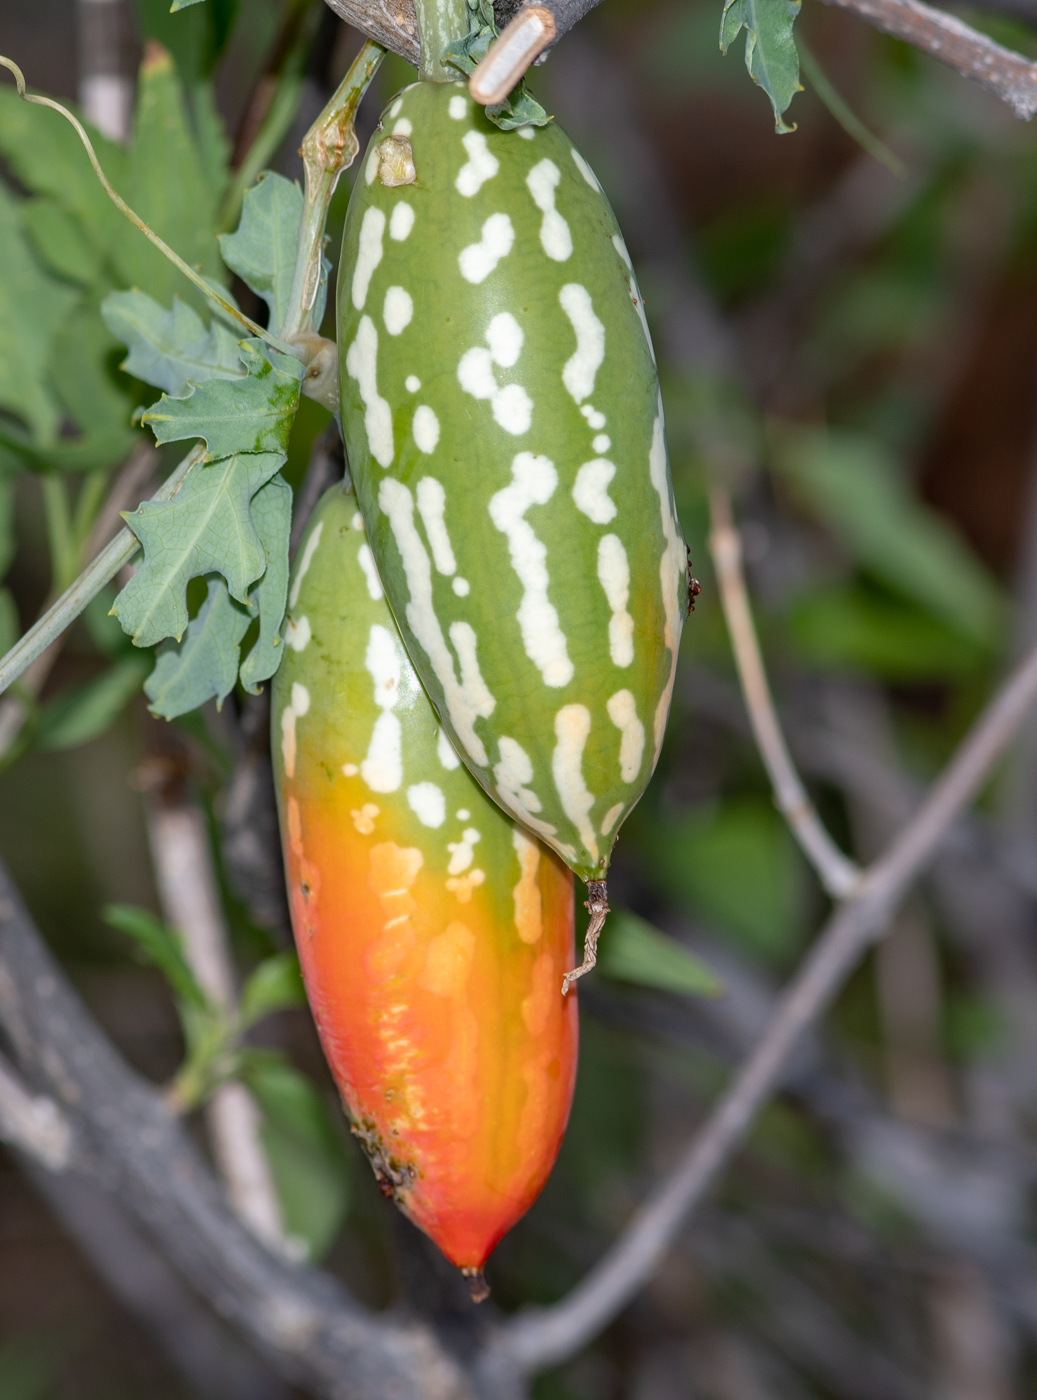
(272, 483, 577, 1273)
(338, 81, 687, 883)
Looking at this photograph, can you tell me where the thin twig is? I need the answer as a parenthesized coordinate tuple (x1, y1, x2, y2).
(707, 486, 862, 898)
(323, 0, 420, 66)
(479, 636, 1037, 1378)
(275, 38, 383, 414)
(0, 444, 205, 701)
(324, 0, 1037, 120)
(820, 0, 1037, 119)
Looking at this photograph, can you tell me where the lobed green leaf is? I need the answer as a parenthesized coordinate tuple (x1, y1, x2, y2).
(190, 80, 233, 197)
(141, 473, 291, 715)
(218, 172, 304, 332)
(444, 0, 551, 129)
(114, 45, 224, 309)
(143, 576, 252, 717)
(720, 0, 802, 134)
(113, 449, 284, 647)
(101, 171, 306, 703)
(21, 200, 104, 287)
(0, 85, 128, 249)
(102, 289, 246, 396)
(50, 306, 138, 452)
(238, 473, 291, 695)
(141, 340, 302, 459)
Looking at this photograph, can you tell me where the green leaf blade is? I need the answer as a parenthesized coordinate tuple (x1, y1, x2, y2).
(243, 1058, 350, 1262)
(114, 44, 224, 308)
(239, 952, 306, 1028)
(218, 172, 303, 331)
(21, 200, 104, 286)
(599, 909, 723, 998)
(239, 473, 291, 694)
(36, 656, 151, 750)
(113, 449, 284, 646)
(143, 576, 252, 718)
(0, 182, 79, 443)
(0, 86, 128, 248)
(720, 0, 802, 134)
(102, 289, 246, 396)
(443, 0, 551, 129)
(103, 902, 209, 1009)
(141, 340, 302, 458)
(777, 430, 1005, 646)
(49, 305, 138, 456)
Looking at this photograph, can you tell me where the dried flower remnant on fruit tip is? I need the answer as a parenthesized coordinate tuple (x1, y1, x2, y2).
(562, 880, 609, 995)
(463, 1267, 491, 1303)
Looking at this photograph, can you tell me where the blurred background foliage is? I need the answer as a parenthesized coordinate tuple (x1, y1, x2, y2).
(3, 0, 1037, 1396)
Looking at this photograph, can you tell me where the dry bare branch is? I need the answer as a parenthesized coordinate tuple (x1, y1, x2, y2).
(322, 0, 420, 64)
(820, 0, 1037, 118)
(0, 1048, 71, 1169)
(24, 1163, 289, 1400)
(320, 0, 604, 75)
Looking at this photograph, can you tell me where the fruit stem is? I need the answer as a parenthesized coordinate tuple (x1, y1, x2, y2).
(562, 881, 609, 995)
(414, 0, 470, 82)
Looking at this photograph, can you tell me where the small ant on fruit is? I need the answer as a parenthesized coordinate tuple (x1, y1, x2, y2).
(687, 549, 702, 615)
